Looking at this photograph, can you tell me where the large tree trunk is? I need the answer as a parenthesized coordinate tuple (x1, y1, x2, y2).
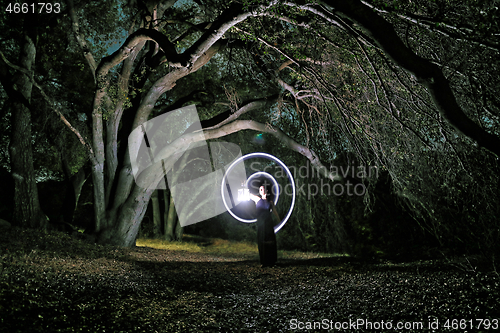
(98, 185, 154, 247)
(9, 32, 45, 228)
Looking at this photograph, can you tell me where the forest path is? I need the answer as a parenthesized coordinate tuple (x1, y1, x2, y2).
(1, 228, 499, 332)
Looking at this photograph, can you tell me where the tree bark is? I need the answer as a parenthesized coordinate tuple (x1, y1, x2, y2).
(164, 192, 177, 241)
(175, 219, 183, 241)
(9, 33, 45, 228)
(151, 189, 161, 237)
(61, 156, 87, 225)
(163, 189, 169, 235)
(98, 184, 154, 247)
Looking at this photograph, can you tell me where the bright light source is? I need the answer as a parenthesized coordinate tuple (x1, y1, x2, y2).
(237, 188, 250, 202)
(221, 152, 296, 233)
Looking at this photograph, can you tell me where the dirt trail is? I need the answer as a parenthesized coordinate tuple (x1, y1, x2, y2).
(1, 229, 499, 332)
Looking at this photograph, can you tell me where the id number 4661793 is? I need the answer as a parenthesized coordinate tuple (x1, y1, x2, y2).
(6, 3, 61, 14)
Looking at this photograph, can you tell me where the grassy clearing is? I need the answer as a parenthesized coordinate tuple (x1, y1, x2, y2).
(136, 235, 258, 255)
(137, 234, 345, 260)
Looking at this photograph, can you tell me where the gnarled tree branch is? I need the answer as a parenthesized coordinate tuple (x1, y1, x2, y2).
(318, 0, 500, 157)
(68, 0, 97, 81)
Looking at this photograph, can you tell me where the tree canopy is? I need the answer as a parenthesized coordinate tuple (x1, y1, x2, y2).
(0, 0, 498, 258)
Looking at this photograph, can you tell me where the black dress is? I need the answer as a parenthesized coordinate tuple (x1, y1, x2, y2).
(256, 199, 277, 266)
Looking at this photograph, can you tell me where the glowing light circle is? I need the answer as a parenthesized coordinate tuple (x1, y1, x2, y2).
(221, 152, 296, 233)
(245, 171, 280, 207)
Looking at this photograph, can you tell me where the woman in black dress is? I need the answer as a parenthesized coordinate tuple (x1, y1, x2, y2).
(250, 183, 281, 267)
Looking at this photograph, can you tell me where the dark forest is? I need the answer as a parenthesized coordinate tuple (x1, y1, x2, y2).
(1, 0, 499, 331)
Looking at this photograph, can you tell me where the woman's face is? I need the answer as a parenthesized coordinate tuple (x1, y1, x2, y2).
(259, 186, 265, 197)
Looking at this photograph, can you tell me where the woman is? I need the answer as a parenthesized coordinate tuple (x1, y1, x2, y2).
(250, 183, 281, 267)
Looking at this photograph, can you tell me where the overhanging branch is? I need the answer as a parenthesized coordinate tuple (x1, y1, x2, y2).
(201, 95, 280, 131)
(143, 119, 341, 187)
(318, 0, 500, 157)
(68, 0, 97, 82)
(361, 0, 500, 53)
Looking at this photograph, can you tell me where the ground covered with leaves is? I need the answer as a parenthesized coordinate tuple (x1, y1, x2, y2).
(0, 228, 499, 332)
